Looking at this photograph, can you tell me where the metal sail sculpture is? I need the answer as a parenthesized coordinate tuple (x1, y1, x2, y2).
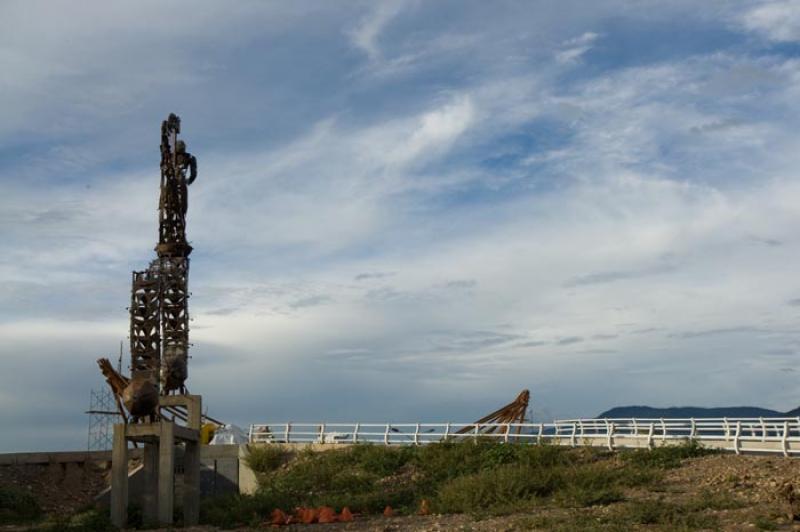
(456, 389, 530, 436)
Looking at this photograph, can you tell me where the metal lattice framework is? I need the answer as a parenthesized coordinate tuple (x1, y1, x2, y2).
(129, 263, 161, 381)
(86, 387, 120, 451)
(158, 256, 190, 393)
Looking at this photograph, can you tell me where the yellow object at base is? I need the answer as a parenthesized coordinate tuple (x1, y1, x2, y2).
(200, 423, 216, 445)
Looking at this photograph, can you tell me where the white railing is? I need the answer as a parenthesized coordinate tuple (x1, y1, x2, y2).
(248, 417, 800, 456)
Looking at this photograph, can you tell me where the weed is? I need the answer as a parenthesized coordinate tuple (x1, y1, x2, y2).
(688, 489, 746, 511)
(621, 440, 715, 469)
(203, 441, 676, 526)
(556, 465, 625, 507)
(33, 508, 115, 532)
(754, 515, 779, 530)
(623, 498, 719, 529)
(435, 464, 560, 515)
(245, 444, 287, 474)
(0, 486, 42, 525)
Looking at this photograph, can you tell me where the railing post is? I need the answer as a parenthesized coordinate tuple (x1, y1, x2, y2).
(248, 425, 253, 443)
(782, 421, 789, 457)
(504, 423, 510, 444)
(733, 421, 741, 455)
(570, 422, 577, 447)
(537, 424, 543, 444)
(319, 423, 326, 444)
(759, 417, 766, 442)
(285, 423, 291, 443)
(647, 423, 654, 449)
(607, 422, 615, 451)
(384, 424, 390, 445)
(660, 418, 666, 442)
(414, 423, 420, 445)
(444, 423, 451, 441)
(353, 423, 360, 444)
(632, 419, 638, 439)
(689, 418, 696, 439)
(473, 423, 480, 443)
(723, 417, 730, 441)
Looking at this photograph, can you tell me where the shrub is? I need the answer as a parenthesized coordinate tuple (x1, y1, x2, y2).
(435, 463, 561, 515)
(622, 440, 714, 469)
(413, 441, 570, 489)
(34, 508, 115, 532)
(200, 493, 277, 528)
(556, 465, 625, 507)
(754, 515, 779, 530)
(0, 486, 41, 525)
(245, 445, 287, 474)
(623, 499, 719, 528)
(347, 444, 414, 476)
(688, 489, 745, 511)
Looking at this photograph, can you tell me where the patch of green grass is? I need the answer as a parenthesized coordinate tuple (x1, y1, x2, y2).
(621, 440, 715, 469)
(622, 498, 719, 529)
(0, 486, 42, 525)
(204, 441, 684, 527)
(754, 514, 779, 530)
(687, 489, 746, 511)
(245, 444, 288, 474)
(33, 508, 115, 532)
(515, 512, 632, 532)
(555, 465, 625, 508)
(435, 463, 560, 515)
(201, 492, 278, 528)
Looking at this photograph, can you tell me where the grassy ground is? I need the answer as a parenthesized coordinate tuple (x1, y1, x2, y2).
(5, 441, 796, 530)
(198, 440, 795, 530)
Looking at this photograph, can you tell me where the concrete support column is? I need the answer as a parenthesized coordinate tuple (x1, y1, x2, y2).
(184, 441, 200, 525)
(110, 424, 128, 528)
(158, 421, 175, 525)
(188, 395, 201, 430)
(142, 442, 159, 525)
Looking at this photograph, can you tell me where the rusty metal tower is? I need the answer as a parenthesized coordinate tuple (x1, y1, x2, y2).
(128, 113, 197, 417)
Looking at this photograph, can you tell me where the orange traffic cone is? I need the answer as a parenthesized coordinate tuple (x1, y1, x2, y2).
(419, 499, 431, 516)
(318, 506, 337, 523)
(340, 506, 354, 522)
(301, 507, 318, 524)
(270, 508, 288, 526)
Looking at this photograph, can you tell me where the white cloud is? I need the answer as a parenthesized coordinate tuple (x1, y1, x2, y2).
(348, 1, 409, 61)
(555, 31, 601, 64)
(740, 0, 800, 42)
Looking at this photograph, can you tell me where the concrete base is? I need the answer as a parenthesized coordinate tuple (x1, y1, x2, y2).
(110, 394, 201, 528)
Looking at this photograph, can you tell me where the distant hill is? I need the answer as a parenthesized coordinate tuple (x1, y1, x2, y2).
(598, 405, 800, 418)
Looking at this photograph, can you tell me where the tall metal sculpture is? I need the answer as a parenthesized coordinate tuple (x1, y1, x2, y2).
(104, 114, 204, 528)
(155, 114, 196, 395)
(125, 113, 197, 421)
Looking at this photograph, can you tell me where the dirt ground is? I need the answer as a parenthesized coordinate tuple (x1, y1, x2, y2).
(176, 454, 800, 531)
(0, 460, 109, 516)
(6, 453, 800, 530)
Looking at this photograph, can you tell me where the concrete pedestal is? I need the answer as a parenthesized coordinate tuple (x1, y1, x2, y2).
(110, 395, 201, 528)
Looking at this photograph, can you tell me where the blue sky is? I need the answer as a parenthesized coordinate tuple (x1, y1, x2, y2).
(2, 0, 800, 452)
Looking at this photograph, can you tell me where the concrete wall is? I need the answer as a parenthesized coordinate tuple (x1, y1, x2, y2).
(0, 445, 245, 508)
(0, 441, 358, 505)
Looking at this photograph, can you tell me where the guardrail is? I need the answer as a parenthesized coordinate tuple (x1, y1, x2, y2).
(248, 417, 800, 456)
